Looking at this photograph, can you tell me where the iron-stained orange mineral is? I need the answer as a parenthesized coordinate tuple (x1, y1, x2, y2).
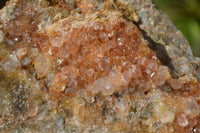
(0, 0, 199, 132)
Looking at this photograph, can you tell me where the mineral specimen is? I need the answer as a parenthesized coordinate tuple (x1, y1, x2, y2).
(0, 0, 199, 133)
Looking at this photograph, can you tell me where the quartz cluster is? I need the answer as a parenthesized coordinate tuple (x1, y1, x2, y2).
(0, 0, 199, 133)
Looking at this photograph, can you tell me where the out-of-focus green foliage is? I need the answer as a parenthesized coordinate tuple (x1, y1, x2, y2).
(153, 0, 200, 57)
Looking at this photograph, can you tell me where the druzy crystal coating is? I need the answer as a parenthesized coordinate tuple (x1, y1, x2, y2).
(0, 0, 199, 132)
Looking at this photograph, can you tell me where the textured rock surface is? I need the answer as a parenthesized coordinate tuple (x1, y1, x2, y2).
(0, 0, 199, 132)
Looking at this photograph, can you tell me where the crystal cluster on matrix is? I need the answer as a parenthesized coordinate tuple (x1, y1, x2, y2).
(39, 14, 174, 99)
(42, 16, 159, 95)
(0, 0, 199, 132)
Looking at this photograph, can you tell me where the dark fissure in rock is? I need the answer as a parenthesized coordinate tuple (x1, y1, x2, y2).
(121, 14, 179, 78)
(0, 0, 8, 9)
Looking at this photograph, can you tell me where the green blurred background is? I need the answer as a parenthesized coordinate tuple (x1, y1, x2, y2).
(153, 0, 200, 57)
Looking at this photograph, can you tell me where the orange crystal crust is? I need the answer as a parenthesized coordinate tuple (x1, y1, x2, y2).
(0, 0, 199, 132)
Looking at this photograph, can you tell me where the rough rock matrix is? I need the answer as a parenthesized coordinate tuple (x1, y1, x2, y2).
(0, 0, 199, 133)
